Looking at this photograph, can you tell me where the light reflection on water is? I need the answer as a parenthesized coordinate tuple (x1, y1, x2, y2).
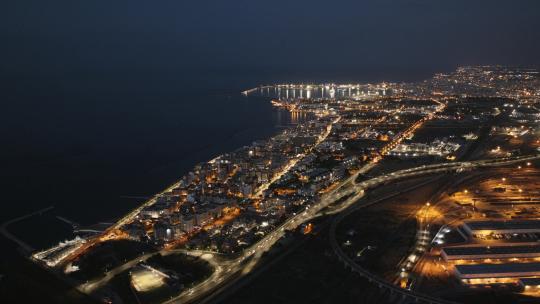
(4, 92, 313, 250)
(252, 86, 363, 100)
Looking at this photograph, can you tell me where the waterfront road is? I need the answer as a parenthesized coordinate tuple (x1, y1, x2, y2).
(80, 153, 540, 303)
(165, 154, 540, 303)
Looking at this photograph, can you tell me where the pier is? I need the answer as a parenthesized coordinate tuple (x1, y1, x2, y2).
(0, 206, 54, 255)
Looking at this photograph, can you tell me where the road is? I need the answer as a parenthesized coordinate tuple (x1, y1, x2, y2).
(328, 154, 540, 304)
(78, 153, 540, 303)
(74, 99, 434, 301)
(162, 154, 540, 303)
(73, 153, 540, 303)
(78, 116, 340, 298)
(252, 116, 341, 198)
(79, 249, 224, 294)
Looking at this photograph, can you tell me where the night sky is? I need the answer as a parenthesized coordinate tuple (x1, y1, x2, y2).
(2, 0, 540, 82)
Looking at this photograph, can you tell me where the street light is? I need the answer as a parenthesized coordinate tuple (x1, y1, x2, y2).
(423, 202, 431, 223)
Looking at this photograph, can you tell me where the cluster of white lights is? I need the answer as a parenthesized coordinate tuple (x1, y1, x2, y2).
(433, 226, 451, 245)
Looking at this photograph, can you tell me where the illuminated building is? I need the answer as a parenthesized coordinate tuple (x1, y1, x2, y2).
(462, 220, 540, 238)
(442, 243, 540, 262)
(456, 262, 540, 280)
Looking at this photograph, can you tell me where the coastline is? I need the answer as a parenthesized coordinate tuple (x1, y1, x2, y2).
(6, 95, 309, 251)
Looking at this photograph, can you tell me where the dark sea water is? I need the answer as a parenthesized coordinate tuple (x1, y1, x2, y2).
(0, 68, 438, 249)
(0, 72, 302, 248)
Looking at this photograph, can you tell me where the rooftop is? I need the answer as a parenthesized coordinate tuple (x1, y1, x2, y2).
(519, 277, 540, 286)
(443, 244, 540, 257)
(464, 220, 540, 231)
(456, 262, 540, 276)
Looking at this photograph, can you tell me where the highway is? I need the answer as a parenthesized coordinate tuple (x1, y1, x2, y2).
(73, 153, 540, 303)
(328, 154, 540, 304)
(163, 154, 540, 303)
(69, 151, 540, 304)
(79, 249, 224, 295)
(74, 99, 432, 301)
(64, 97, 538, 303)
(78, 116, 341, 299)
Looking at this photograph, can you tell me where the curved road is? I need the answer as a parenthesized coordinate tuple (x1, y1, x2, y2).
(329, 154, 540, 304)
(79, 154, 540, 303)
(168, 154, 540, 303)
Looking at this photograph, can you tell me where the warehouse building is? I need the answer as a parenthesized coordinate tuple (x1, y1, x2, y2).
(462, 219, 540, 238)
(442, 243, 540, 262)
(455, 262, 540, 281)
(519, 277, 540, 291)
